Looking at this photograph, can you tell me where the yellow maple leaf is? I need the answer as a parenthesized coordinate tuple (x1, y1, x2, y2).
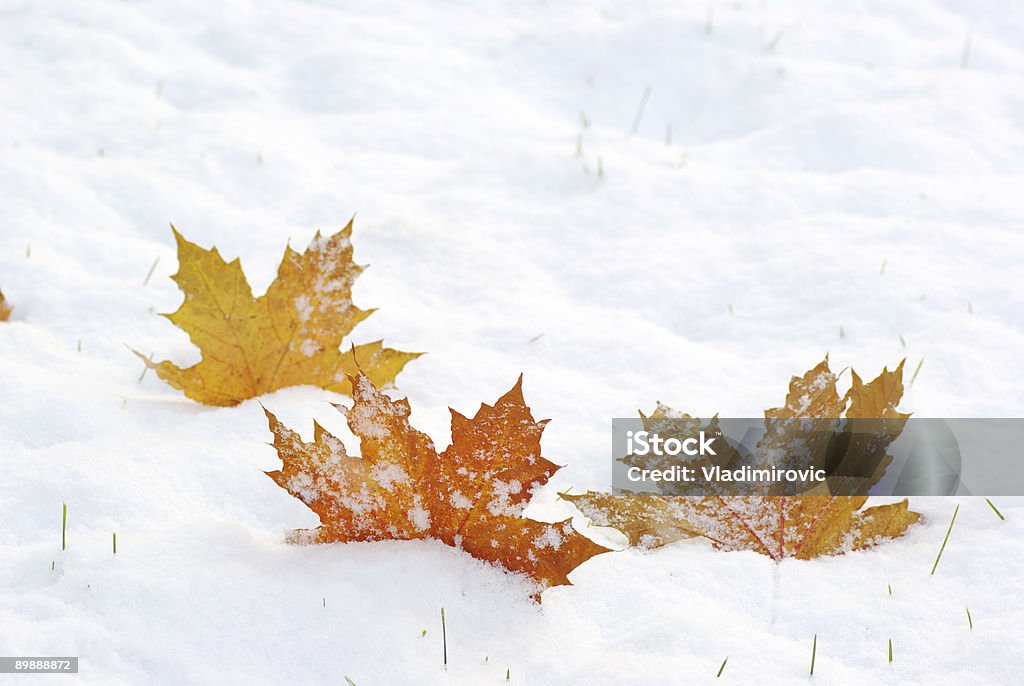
(566, 491, 919, 559)
(565, 358, 921, 559)
(137, 221, 420, 406)
(265, 372, 609, 597)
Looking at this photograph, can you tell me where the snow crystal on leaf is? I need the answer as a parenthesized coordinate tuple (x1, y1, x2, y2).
(337, 484, 383, 517)
(637, 534, 659, 549)
(320, 432, 346, 457)
(294, 294, 313, 323)
(532, 527, 566, 551)
(347, 380, 398, 438)
(286, 472, 319, 503)
(318, 278, 349, 295)
(793, 372, 834, 414)
(408, 502, 431, 531)
(370, 461, 408, 490)
(486, 479, 523, 516)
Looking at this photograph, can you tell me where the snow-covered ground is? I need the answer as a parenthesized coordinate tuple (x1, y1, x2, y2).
(2, 0, 1023, 683)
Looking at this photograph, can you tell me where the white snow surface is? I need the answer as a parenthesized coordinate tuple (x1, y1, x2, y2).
(2, 1, 1024, 684)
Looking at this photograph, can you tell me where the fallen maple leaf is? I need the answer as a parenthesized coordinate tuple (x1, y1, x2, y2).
(564, 358, 921, 559)
(565, 491, 919, 558)
(265, 372, 609, 596)
(0, 289, 10, 321)
(136, 221, 420, 405)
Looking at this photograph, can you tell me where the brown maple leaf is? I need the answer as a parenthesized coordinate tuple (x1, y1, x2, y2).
(0, 289, 11, 321)
(136, 221, 420, 406)
(564, 358, 921, 559)
(264, 372, 609, 596)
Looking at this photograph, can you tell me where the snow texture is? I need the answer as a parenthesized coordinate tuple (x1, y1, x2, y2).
(2, 0, 1023, 684)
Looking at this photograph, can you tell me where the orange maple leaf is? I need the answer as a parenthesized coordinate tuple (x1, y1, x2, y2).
(265, 372, 609, 596)
(0, 289, 11, 321)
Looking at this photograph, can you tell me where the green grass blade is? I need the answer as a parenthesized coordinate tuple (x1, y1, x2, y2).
(910, 357, 924, 385)
(931, 504, 959, 575)
(629, 86, 652, 135)
(810, 634, 817, 675)
(985, 498, 1005, 520)
(966, 606, 973, 630)
(441, 607, 447, 667)
(143, 256, 160, 286)
(716, 656, 728, 677)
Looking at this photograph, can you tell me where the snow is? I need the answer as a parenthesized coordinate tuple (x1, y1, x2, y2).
(486, 479, 524, 516)
(293, 295, 313, 323)
(408, 500, 432, 533)
(297, 338, 318, 357)
(532, 525, 567, 552)
(370, 461, 409, 491)
(2, 0, 1023, 684)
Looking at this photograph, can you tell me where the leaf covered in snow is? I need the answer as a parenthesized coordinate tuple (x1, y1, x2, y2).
(564, 358, 921, 559)
(135, 220, 420, 405)
(0, 289, 10, 321)
(264, 371, 609, 596)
